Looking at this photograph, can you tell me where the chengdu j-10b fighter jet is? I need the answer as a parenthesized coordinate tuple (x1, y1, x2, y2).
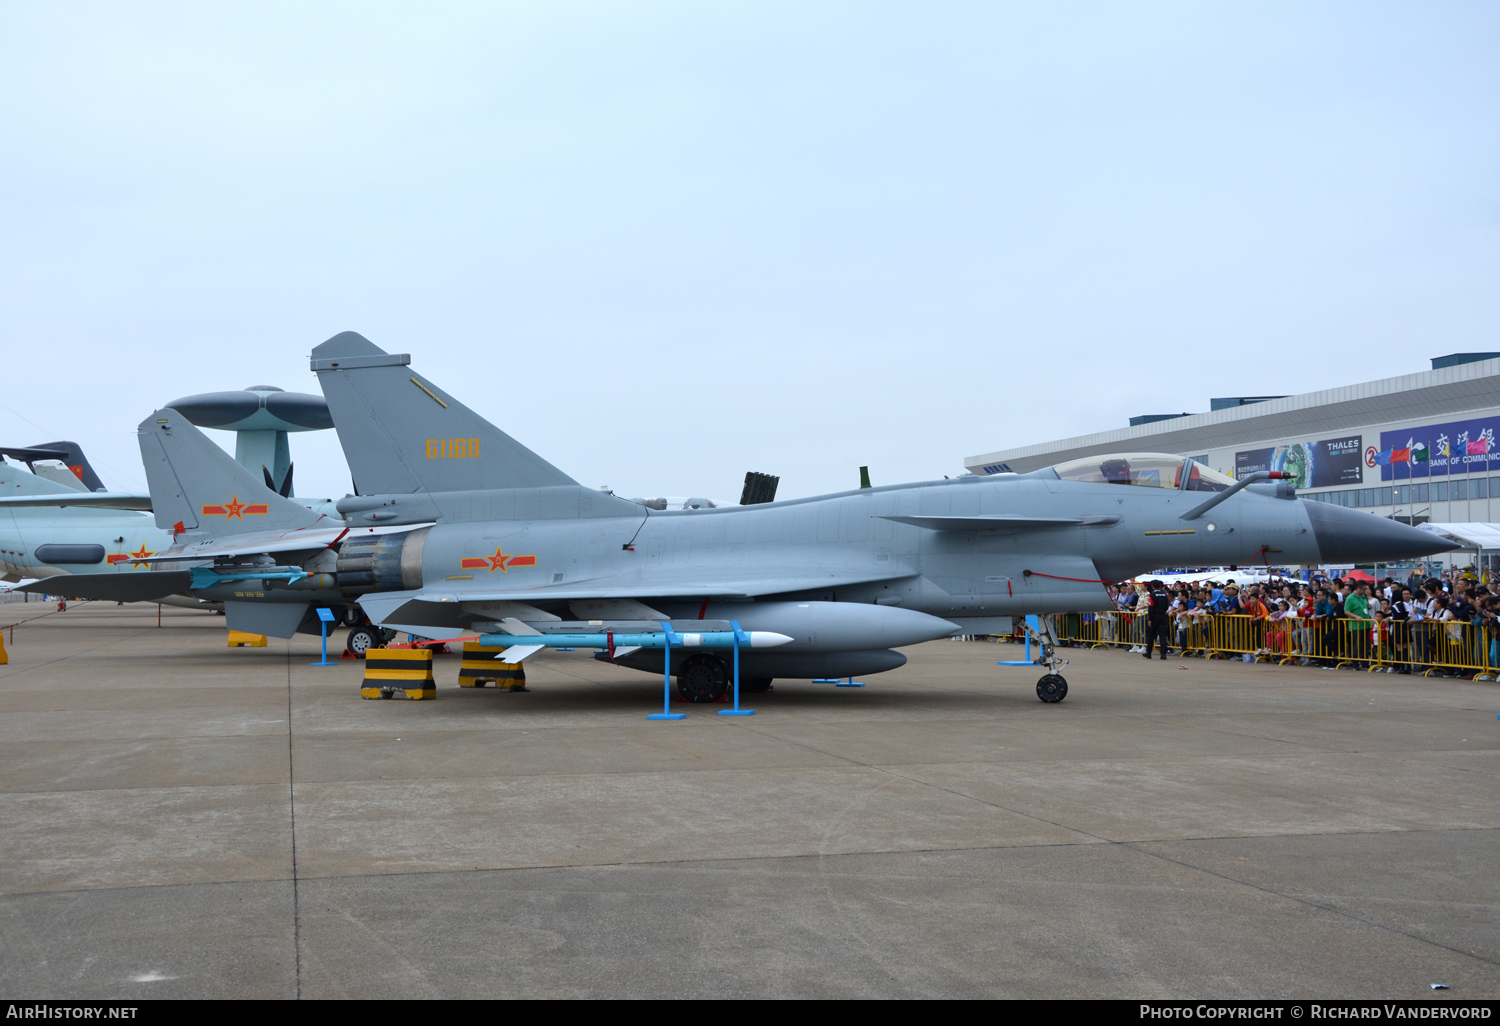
(305, 332, 1448, 703)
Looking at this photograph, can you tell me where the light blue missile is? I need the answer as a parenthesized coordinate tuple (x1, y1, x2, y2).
(476, 628, 793, 664)
(190, 566, 308, 588)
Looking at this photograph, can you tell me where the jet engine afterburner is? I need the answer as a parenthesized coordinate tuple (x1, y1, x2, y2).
(337, 527, 428, 599)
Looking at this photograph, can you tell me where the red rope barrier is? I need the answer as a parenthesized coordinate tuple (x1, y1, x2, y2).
(1022, 570, 1119, 585)
(1025, 548, 1284, 588)
(386, 635, 479, 650)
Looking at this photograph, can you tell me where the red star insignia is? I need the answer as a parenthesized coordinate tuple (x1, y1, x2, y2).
(459, 546, 537, 574)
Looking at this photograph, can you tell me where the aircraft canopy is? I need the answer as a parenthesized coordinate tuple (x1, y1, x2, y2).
(1048, 453, 1236, 492)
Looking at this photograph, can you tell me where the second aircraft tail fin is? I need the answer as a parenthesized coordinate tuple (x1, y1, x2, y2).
(137, 409, 328, 538)
(0, 441, 107, 493)
(311, 331, 577, 496)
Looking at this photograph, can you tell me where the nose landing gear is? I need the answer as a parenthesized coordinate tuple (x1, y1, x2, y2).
(1030, 615, 1069, 703)
(998, 614, 1071, 703)
(1036, 673, 1068, 703)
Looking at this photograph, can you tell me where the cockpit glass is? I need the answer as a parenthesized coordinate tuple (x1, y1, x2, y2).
(1184, 462, 1235, 492)
(1048, 453, 1241, 490)
(1050, 454, 1188, 489)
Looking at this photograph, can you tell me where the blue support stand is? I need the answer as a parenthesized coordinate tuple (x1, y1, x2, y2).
(996, 614, 1040, 667)
(647, 621, 686, 720)
(719, 619, 755, 716)
(309, 608, 337, 667)
(836, 676, 864, 687)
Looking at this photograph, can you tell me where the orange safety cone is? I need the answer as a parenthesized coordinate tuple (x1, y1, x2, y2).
(0, 631, 8, 665)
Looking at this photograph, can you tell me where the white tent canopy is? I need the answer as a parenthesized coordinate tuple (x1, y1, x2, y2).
(1416, 522, 1500, 551)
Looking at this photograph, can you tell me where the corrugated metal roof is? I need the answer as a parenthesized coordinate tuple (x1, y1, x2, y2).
(965, 358, 1500, 475)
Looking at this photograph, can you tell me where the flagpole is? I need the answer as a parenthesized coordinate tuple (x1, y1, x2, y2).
(1417, 439, 1430, 526)
(1398, 450, 1410, 522)
(1402, 446, 1411, 523)
(1395, 447, 1402, 519)
(1488, 434, 1495, 584)
(1466, 435, 1476, 577)
(1395, 448, 1403, 522)
(1465, 433, 1472, 521)
(1389, 442, 1399, 520)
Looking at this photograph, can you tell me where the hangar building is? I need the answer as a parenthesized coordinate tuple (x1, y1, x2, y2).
(964, 354, 1500, 568)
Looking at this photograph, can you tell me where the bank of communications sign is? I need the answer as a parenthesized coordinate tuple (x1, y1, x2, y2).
(1376, 415, 1500, 480)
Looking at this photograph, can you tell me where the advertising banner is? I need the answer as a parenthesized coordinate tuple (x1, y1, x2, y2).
(1234, 447, 1274, 478)
(1377, 416, 1500, 480)
(1235, 436, 1362, 488)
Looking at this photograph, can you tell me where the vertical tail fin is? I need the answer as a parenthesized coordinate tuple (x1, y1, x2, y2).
(137, 409, 326, 538)
(311, 331, 576, 495)
(0, 442, 106, 492)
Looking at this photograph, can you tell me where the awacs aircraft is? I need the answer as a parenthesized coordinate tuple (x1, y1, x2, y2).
(303, 332, 1448, 702)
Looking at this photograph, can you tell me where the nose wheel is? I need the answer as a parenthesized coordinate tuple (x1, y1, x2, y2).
(1036, 674, 1068, 703)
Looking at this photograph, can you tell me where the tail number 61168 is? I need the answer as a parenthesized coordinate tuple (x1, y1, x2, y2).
(427, 438, 480, 459)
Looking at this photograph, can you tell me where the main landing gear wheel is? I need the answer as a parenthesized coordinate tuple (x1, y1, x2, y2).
(740, 677, 774, 694)
(676, 654, 730, 703)
(1036, 674, 1068, 703)
(346, 626, 380, 659)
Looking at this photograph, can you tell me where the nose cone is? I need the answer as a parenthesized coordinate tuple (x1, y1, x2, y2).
(1304, 501, 1453, 563)
(836, 605, 961, 648)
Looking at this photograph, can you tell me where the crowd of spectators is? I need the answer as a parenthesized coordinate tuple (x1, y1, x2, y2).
(1094, 570, 1500, 678)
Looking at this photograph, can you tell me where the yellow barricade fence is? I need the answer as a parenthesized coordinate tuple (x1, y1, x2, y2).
(1042, 611, 1500, 677)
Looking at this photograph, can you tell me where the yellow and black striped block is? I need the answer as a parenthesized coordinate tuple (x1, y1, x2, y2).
(228, 631, 268, 648)
(458, 642, 527, 689)
(361, 648, 436, 700)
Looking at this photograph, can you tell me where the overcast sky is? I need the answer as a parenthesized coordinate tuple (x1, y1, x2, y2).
(2, 2, 1497, 502)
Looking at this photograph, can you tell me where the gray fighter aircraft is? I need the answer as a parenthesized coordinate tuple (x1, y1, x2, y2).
(0, 442, 167, 591)
(304, 332, 1447, 702)
(20, 409, 353, 637)
(0, 387, 342, 601)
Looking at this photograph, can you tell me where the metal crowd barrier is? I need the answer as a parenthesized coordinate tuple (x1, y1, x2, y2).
(1035, 611, 1499, 677)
